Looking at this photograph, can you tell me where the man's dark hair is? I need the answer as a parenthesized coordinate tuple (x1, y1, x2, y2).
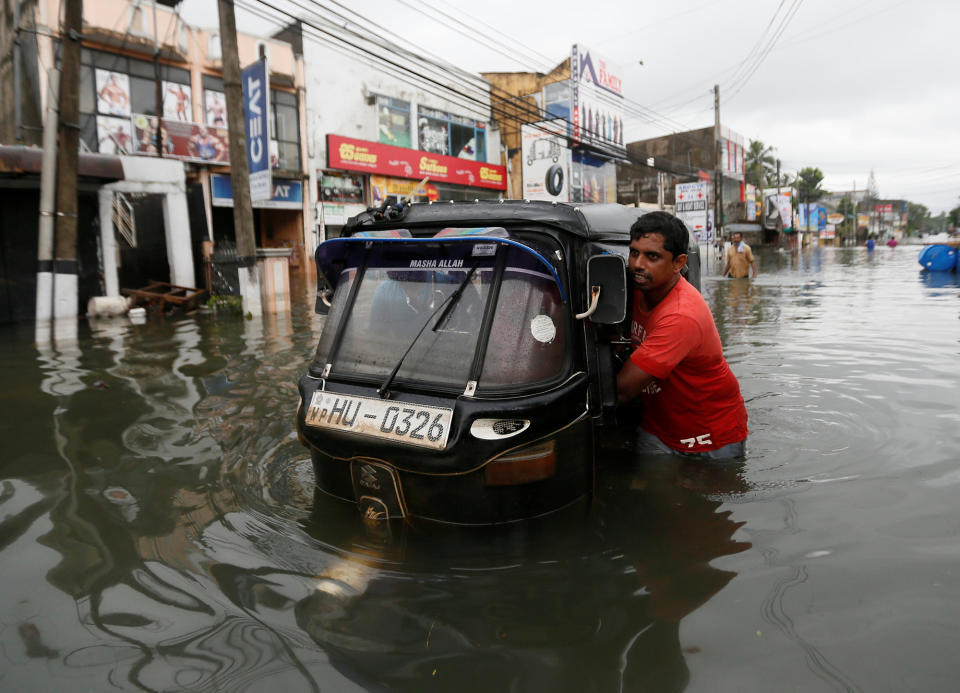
(629, 211, 689, 259)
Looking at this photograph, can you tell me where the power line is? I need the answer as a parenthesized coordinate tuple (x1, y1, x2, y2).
(234, 0, 712, 180)
(724, 0, 804, 102)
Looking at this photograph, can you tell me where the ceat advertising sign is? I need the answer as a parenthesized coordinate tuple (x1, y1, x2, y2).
(242, 58, 271, 201)
(521, 122, 571, 202)
(210, 174, 302, 210)
(675, 182, 709, 234)
(327, 134, 506, 191)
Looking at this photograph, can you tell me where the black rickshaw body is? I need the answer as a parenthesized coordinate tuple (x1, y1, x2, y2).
(296, 201, 701, 525)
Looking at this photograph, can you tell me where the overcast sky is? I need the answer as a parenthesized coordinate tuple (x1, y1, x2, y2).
(182, 0, 960, 214)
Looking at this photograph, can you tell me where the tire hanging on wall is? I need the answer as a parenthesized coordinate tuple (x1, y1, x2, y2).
(545, 163, 564, 197)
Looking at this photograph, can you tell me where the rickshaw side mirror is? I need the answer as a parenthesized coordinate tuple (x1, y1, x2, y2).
(576, 254, 627, 324)
(315, 288, 333, 315)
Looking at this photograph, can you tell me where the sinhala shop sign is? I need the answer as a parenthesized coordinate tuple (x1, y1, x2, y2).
(327, 134, 506, 191)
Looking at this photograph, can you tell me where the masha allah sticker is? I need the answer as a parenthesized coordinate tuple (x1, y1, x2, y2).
(530, 314, 556, 343)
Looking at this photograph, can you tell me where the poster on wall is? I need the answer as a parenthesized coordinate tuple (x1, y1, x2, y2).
(370, 175, 439, 206)
(95, 69, 131, 117)
(570, 44, 626, 158)
(762, 189, 793, 230)
(745, 183, 757, 221)
(676, 181, 709, 235)
(570, 151, 616, 203)
(96, 116, 133, 154)
(163, 81, 192, 121)
(204, 90, 227, 127)
(521, 122, 571, 202)
(132, 113, 229, 163)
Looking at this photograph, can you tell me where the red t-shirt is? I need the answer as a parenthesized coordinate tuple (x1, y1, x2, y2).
(629, 277, 748, 452)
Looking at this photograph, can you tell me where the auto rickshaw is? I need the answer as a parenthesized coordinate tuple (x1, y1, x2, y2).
(296, 200, 701, 525)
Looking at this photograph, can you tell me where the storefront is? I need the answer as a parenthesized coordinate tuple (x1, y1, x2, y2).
(211, 174, 308, 272)
(319, 134, 507, 238)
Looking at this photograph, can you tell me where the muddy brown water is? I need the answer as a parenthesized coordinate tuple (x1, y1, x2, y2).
(1, 244, 958, 691)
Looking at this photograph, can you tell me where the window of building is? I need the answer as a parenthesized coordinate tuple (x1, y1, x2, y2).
(271, 88, 300, 171)
(417, 106, 486, 161)
(376, 96, 412, 148)
(543, 81, 570, 121)
(319, 171, 365, 204)
(73, 50, 189, 153)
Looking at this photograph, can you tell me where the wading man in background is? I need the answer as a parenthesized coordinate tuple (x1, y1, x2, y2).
(722, 231, 757, 279)
(617, 212, 749, 460)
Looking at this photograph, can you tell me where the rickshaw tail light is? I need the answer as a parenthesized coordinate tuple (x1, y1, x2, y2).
(484, 441, 556, 486)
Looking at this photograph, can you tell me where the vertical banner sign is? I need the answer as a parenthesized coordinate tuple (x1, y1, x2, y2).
(676, 182, 709, 237)
(242, 59, 271, 201)
(571, 44, 581, 145)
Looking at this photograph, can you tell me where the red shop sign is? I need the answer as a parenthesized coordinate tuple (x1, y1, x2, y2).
(327, 134, 506, 191)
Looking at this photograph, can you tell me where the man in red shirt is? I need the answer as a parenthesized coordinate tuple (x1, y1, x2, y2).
(617, 212, 748, 459)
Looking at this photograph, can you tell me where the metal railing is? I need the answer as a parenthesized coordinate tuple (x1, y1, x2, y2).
(113, 192, 137, 248)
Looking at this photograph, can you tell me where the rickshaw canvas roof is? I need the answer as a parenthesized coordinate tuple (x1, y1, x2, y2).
(315, 228, 567, 301)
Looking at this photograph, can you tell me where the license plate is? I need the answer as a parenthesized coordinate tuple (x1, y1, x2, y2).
(305, 391, 453, 450)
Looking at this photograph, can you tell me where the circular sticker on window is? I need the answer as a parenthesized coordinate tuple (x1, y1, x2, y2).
(530, 314, 556, 343)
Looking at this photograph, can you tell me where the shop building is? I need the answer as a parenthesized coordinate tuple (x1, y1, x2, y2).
(276, 20, 506, 240)
(484, 44, 626, 205)
(1, 0, 310, 320)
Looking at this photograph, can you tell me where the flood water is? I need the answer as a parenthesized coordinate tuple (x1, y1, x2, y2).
(2, 243, 959, 691)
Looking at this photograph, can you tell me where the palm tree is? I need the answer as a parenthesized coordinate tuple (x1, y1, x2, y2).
(745, 139, 776, 188)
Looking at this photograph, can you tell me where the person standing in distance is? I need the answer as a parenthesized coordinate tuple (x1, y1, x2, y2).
(722, 231, 757, 279)
(617, 212, 749, 460)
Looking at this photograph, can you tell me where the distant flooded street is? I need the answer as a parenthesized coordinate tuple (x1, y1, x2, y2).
(2, 244, 959, 691)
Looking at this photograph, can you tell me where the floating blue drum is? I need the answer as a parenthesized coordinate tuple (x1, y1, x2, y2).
(918, 245, 957, 272)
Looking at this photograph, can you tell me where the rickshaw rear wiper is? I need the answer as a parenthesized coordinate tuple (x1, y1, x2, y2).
(377, 264, 478, 399)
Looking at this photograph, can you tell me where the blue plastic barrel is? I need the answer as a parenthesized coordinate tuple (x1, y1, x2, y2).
(918, 245, 957, 272)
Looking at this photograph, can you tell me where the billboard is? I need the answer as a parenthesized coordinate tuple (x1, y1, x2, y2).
(676, 182, 709, 235)
(242, 58, 271, 201)
(211, 174, 302, 210)
(570, 44, 626, 158)
(132, 114, 229, 163)
(327, 134, 507, 191)
(798, 203, 827, 232)
(521, 122, 571, 202)
(762, 189, 793, 231)
(745, 183, 757, 221)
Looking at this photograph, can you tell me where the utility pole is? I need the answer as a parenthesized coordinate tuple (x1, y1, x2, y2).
(153, 0, 164, 157)
(776, 158, 783, 247)
(851, 180, 857, 246)
(52, 0, 83, 320)
(35, 69, 60, 323)
(217, 0, 262, 315)
(713, 84, 722, 245)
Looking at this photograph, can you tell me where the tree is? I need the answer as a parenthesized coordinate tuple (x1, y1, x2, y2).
(796, 167, 826, 203)
(837, 195, 856, 237)
(950, 204, 960, 229)
(745, 139, 776, 188)
(906, 202, 930, 235)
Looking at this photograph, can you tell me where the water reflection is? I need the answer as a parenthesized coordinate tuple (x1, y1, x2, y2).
(919, 269, 960, 291)
(5, 247, 960, 691)
(290, 438, 751, 691)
